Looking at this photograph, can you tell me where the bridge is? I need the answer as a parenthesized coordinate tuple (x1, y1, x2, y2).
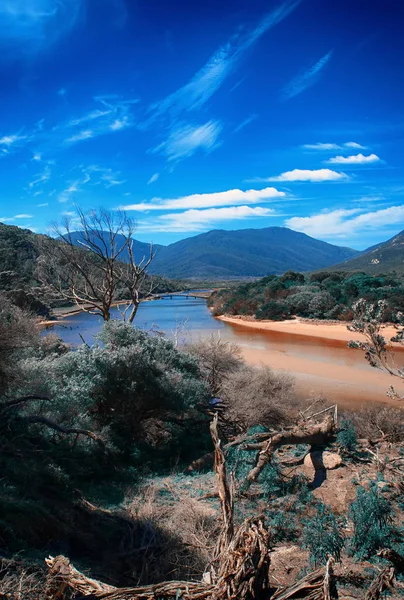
(150, 290, 213, 300)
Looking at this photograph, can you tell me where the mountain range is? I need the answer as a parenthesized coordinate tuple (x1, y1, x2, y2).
(147, 227, 359, 278)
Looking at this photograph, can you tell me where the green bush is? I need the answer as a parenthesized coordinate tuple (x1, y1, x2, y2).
(349, 482, 395, 560)
(337, 418, 358, 453)
(302, 502, 345, 566)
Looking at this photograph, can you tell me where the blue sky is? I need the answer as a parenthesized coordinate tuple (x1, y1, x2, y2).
(0, 0, 404, 249)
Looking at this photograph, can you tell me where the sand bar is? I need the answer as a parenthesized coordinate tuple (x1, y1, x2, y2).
(217, 315, 402, 347)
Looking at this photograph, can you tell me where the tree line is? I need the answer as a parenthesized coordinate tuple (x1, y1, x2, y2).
(209, 269, 404, 322)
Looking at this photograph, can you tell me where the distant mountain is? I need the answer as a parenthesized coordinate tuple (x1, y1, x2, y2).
(148, 227, 359, 278)
(330, 230, 404, 274)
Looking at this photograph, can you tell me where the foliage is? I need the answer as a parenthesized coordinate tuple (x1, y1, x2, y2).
(337, 418, 358, 453)
(349, 482, 396, 560)
(209, 271, 404, 322)
(302, 502, 345, 566)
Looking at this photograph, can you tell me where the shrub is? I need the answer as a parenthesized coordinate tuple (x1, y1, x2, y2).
(185, 336, 244, 395)
(337, 418, 358, 453)
(302, 502, 345, 566)
(349, 482, 395, 560)
(255, 300, 290, 320)
(220, 365, 297, 433)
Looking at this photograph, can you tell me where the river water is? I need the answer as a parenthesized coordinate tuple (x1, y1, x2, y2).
(48, 295, 402, 409)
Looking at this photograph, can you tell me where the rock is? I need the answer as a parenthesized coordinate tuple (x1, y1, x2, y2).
(304, 451, 342, 470)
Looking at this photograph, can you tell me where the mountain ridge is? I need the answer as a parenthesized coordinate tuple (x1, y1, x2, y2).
(148, 227, 359, 278)
(330, 230, 404, 274)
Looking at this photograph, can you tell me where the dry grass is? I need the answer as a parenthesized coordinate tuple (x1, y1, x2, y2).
(347, 405, 404, 442)
(220, 365, 298, 432)
(0, 559, 45, 600)
(128, 475, 220, 582)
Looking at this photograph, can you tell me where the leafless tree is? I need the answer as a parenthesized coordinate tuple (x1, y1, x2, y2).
(37, 207, 155, 322)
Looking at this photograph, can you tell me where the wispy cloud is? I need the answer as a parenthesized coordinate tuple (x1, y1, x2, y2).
(0, 0, 84, 55)
(138, 205, 277, 233)
(28, 165, 51, 188)
(147, 173, 159, 185)
(58, 181, 81, 203)
(303, 141, 367, 151)
(62, 96, 137, 145)
(147, 0, 302, 124)
(326, 153, 380, 165)
(152, 120, 222, 162)
(281, 50, 333, 100)
(256, 168, 348, 183)
(65, 129, 94, 144)
(37, 203, 49, 207)
(121, 186, 286, 212)
(234, 114, 258, 133)
(286, 205, 404, 237)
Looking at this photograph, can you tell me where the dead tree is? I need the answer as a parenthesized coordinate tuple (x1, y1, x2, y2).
(37, 207, 155, 322)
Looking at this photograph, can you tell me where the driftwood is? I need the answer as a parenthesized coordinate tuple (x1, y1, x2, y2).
(364, 566, 395, 600)
(271, 558, 336, 600)
(248, 414, 337, 481)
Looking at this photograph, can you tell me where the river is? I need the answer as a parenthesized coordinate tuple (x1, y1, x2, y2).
(47, 295, 402, 409)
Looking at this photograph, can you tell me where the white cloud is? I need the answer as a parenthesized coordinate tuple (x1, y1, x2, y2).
(326, 153, 380, 165)
(147, 173, 159, 185)
(147, 0, 302, 122)
(0, 213, 34, 222)
(0, 133, 27, 146)
(303, 142, 341, 150)
(286, 205, 404, 237)
(65, 129, 94, 144)
(302, 141, 367, 151)
(281, 50, 333, 100)
(140, 205, 276, 232)
(29, 166, 51, 188)
(153, 120, 222, 162)
(121, 186, 286, 211)
(344, 141, 366, 149)
(37, 203, 49, 207)
(62, 96, 137, 145)
(266, 168, 348, 182)
(58, 180, 81, 203)
(32, 152, 42, 161)
(109, 117, 130, 131)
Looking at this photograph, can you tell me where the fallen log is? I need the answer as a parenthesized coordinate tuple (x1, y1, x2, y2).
(248, 414, 337, 481)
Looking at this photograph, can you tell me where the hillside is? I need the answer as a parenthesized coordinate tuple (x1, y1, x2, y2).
(331, 230, 404, 274)
(0, 222, 179, 312)
(149, 227, 359, 278)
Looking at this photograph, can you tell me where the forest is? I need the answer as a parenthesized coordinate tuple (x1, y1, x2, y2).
(209, 270, 404, 322)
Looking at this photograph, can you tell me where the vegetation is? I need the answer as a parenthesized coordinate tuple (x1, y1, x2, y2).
(209, 270, 404, 322)
(1, 287, 403, 598)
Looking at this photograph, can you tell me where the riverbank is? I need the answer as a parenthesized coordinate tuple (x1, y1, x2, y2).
(216, 315, 404, 409)
(216, 314, 401, 347)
